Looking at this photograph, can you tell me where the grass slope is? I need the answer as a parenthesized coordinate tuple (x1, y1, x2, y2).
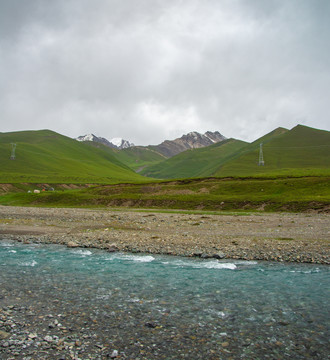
(0, 130, 147, 183)
(140, 139, 248, 179)
(215, 125, 330, 177)
(1, 176, 328, 212)
(111, 146, 166, 172)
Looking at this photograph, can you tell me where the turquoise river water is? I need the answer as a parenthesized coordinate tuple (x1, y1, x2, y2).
(0, 240, 329, 359)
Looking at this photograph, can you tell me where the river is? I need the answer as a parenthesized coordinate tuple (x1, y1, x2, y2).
(0, 240, 329, 359)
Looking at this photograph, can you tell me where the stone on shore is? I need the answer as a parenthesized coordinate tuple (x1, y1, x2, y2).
(106, 243, 119, 252)
(0, 205, 328, 264)
(212, 251, 226, 259)
(0, 330, 10, 340)
(67, 241, 79, 248)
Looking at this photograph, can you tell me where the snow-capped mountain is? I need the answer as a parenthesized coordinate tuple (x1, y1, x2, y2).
(75, 134, 134, 149)
(76, 134, 117, 148)
(76, 130, 224, 155)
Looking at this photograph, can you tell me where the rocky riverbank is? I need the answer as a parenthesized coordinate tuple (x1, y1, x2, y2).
(0, 206, 329, 264)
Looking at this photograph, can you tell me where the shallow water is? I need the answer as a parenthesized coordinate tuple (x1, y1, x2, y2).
(0, 240, 329, 359)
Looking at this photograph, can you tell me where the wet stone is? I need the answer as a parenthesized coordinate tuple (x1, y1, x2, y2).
(212, 251, 226, 259)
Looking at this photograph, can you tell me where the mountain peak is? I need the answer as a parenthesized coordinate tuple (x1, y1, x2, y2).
(75, 134, 134, 149)
(153, 131, 226, 157)
(187, 131, 200, 138)
(76, 130, 225, 154)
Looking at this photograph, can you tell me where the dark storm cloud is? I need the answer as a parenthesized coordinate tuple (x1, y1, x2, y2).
(1, 0, 329, 144)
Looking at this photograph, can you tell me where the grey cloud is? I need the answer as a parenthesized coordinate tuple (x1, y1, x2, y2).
(0, 0, 329, 145)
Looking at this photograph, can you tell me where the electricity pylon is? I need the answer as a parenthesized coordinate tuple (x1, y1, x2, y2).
(258, 143, 264, 166)
(10, 143, 16, 160)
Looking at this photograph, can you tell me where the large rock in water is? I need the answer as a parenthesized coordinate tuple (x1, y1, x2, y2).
(106, 243, 119, 252)
(212, 251, 226, 259)
(67, 241, 79, 248)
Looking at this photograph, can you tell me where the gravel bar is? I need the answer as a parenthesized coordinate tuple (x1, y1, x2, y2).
(0, 206, 329, 264)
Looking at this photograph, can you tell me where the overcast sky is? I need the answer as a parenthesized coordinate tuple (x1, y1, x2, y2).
(1, 0, 329, 145)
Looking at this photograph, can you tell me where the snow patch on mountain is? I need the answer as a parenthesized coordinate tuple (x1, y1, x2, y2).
(76, 134, 97, 142)
(75, 134, 134, 149)
(110, 138, 134, 149)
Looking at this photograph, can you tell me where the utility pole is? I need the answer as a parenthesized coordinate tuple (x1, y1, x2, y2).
(258, 143, 264, 166)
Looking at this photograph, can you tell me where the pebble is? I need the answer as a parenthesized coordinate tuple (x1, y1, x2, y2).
(67, 241, 79, 248)
(0, 330, 10, 339)
(110, 349, 119, 358)
(44, 335, 53, 342)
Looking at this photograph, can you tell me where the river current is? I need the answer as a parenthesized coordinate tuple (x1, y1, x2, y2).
(0, 240, 329, 359)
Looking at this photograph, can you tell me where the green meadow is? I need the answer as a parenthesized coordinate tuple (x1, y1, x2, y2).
(1, 176, 329, 212)
(0, 130, 146, 183)
(0, 126, 329, 212)
(139, 125, 330, 179)
(140, 139, 248, 178)
(216, 125, 330, 177)
(111, 146, 166, 171)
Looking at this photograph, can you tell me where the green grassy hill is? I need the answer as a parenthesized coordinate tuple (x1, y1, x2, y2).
(137, 125, 330, 179)
(110, 146, 166, 172)
(140, 138, 248, 179)
(215, 125, 330, 177)
(0, 130, 147, 183)
(1, 125, 328, 185)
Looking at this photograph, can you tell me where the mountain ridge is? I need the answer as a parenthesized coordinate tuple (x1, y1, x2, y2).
(76, 130, 226, 156)
(148, 131, 226, 157)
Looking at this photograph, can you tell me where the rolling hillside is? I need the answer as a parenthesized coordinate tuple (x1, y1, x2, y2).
(140, 138, 248, 179)
(111, 146, 166, 172)
(138, 125, 330, 179)
(1, 125, 328, 184)
(0, 130, 147, 183)
(215, 125, 330, 177)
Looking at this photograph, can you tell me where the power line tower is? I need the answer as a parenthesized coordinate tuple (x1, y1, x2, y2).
(258, 143, 264, 166)
(10, 143, 16, 160)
